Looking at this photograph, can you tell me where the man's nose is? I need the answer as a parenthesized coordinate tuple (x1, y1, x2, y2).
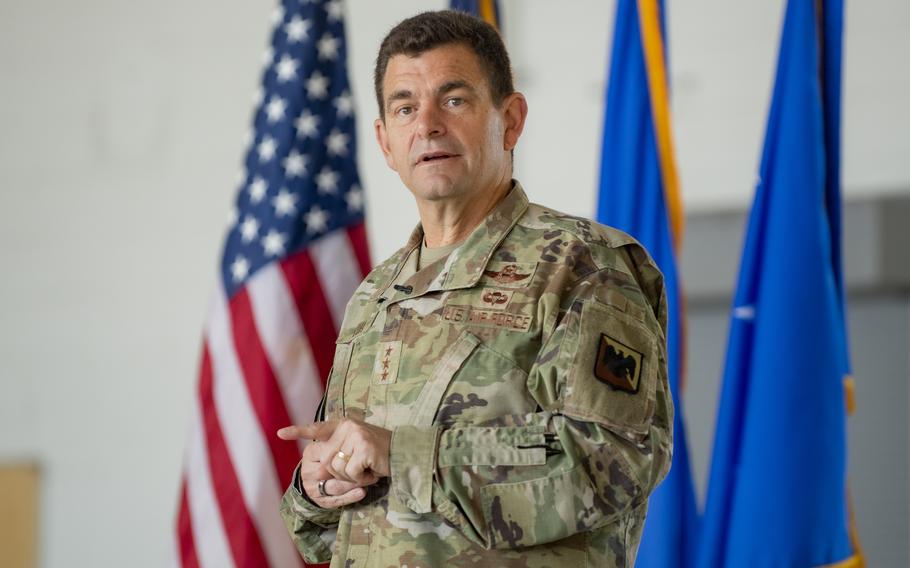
(416, 104, 446, 139)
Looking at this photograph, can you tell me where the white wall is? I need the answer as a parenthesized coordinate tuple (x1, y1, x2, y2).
(0, 0, 908, 566)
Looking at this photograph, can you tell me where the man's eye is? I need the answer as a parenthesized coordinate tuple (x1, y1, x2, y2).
(396, 106, 413, 116)
(445, 97, 464, 107)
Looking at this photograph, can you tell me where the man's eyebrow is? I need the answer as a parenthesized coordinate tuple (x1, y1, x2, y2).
(437, 80, 475, 97)
(386, 89, 412, 104)
(385, 89, 413, 111)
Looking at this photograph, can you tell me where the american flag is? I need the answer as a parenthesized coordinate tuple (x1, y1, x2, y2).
(174, 0, 370, 566)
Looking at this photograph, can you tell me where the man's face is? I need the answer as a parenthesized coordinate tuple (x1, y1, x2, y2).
(374, 43, 525, 205)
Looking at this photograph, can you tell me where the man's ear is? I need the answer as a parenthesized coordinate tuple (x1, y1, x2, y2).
(374, 117, 397, 171)
(502, 92, 528, 151)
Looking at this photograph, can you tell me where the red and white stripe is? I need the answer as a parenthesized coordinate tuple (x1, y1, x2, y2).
(175, 226, 370, 567)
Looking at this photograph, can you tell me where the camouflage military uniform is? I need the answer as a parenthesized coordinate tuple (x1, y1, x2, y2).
(281, 182, 673, 567)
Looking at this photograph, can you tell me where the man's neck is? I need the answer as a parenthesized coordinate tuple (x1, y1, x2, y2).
(417, 179, 513, 248)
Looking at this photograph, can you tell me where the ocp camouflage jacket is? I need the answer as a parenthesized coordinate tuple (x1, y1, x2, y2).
(281, 182, 673, 567)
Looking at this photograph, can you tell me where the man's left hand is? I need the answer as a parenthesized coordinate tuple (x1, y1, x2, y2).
(278, 418, 392, 486)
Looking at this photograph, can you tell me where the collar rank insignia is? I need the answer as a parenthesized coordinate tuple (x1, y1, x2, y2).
(594, 333, 643, 393)
(483, 264, 531, 284)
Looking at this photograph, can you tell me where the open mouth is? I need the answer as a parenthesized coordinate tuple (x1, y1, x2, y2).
(417, 152, 457, 164)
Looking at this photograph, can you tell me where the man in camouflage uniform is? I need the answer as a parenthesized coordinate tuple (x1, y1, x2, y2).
(278, 10, 672, 567)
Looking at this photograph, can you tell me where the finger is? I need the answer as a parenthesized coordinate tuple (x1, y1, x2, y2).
(278, 421, 338, 441)
(302, 440, 323, 461)
(344, 453, 375, 486)
(317, 425, 351, 479)
(303, 479, 366, 509)
(277, 422, 337, 441)
(322, 478, 369, 496)
(307, 485, 367, 510)
(276, 425, 306, 440)
(327, 448, 357, 483)
(299, 458, 331, 483)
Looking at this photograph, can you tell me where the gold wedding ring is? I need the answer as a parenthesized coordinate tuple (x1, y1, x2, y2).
(335, 450, 351, 462)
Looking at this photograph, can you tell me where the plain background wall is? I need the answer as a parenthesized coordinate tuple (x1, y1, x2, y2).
(1, 0, 908, 566)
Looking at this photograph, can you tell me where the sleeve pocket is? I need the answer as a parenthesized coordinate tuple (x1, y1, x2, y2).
(479, 464, 592, 549)
(438, 426, 548, 467)
(562, 299, 659, 438)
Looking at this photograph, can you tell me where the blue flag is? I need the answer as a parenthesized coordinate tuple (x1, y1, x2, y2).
(597, 2, 699, 566)
(697, 1, 862, 566)
(449, 0, 500, 29)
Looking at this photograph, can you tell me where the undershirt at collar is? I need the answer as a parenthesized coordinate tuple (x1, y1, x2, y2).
(418, 238, 462, 271)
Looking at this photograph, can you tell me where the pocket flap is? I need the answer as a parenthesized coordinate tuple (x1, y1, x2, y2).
(408, 330, 481, 428)
(438, 426, 547, 467)
(562, 299, 659, 437)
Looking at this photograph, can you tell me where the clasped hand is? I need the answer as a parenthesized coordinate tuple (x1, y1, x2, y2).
(277, 418, 392, 509)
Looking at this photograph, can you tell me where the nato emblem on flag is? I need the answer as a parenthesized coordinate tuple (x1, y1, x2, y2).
(697, 0, 862, 566)
(175, 1, 371, 567)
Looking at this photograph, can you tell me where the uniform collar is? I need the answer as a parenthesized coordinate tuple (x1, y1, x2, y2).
(372, 181, 530, 303)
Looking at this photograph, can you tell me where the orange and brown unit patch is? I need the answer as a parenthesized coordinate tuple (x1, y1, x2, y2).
(594, 333, 643, 393)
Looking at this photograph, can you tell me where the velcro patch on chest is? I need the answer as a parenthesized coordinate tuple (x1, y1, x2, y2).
(478, 289, 515, 310)
(480, 261, 537, 288)
(442, 305, 532, 332)
(373, 340, 402, 385)
(594, 333, 643, 393)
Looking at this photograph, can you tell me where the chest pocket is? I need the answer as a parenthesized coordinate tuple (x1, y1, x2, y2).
(407, 331, 480, 428)
(408, 330, 537, 429)
(326, 302, 383, 420)
(323, 342, 352, 420)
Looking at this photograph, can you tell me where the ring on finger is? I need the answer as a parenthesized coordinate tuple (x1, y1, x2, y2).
(335, 450, 351, 462)
(317, 479, 331, 497)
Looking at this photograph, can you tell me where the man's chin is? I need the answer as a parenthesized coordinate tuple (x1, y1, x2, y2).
(406, 177, 464, 202)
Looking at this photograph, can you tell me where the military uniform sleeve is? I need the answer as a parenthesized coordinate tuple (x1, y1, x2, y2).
(389, 244, 673, 549)
(279, 463, 342, 563)
(280, 390, 343, 564)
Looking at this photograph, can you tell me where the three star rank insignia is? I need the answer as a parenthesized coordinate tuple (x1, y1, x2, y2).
(373, 340, 402, 385)
(593, 333, 643, 393)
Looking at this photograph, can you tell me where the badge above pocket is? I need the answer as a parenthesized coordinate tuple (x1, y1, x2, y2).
(479, 261, 537, 288)
(562, 299, 660, 437)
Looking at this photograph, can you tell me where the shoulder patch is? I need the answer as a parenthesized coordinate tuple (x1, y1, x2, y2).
(594, 333, 643, 394)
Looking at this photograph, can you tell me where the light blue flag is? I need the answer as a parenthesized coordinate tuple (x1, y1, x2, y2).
(697, 0, 862, 566)
(597, 1, 699, 566)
